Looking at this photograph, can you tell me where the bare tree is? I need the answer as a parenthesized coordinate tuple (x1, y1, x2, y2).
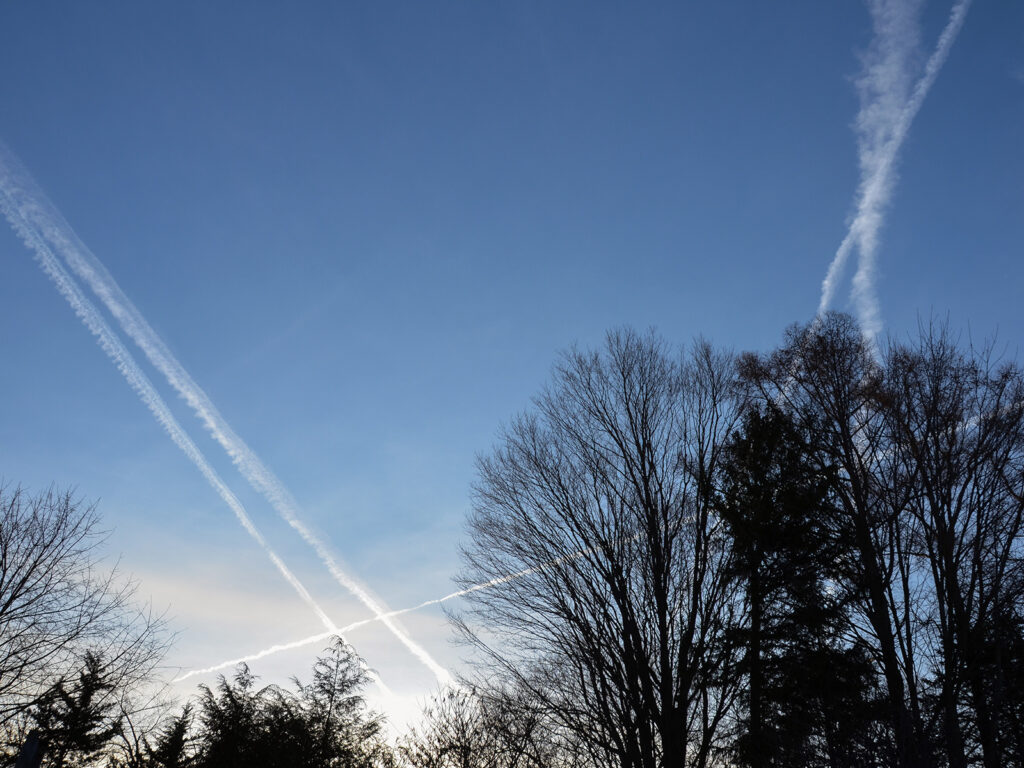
(740, 314, 1024, 768)
(399, 685, 568, 768)
(738, 314, 936, 767)
(455, 329, 742, 768)
(0, 484, 168, 734)
(882, 324, 1024, 768)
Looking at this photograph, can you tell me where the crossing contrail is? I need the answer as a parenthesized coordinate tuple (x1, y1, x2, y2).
(0, 141, 450, 686)
(174, 539, 617, 682)
(173, 573, 540, 683)
(0, 159, 338, 639)
(819, 0, 971, 342)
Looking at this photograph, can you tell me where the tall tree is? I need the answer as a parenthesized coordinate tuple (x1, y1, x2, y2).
(717, 406, 879, 768)
(293, 638, 388, 767)
(457, 329, 742, 768)
(739, 314, 928, 767)
(882, 324, 1024, 768)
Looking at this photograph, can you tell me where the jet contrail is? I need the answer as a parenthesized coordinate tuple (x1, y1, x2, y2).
(0, 142, 450, 686)
(0, 169, 338, 638)
(0, 154, 397, 696)
(819, 0, 971, 342)
(174, 539, 618, 682)
(173, 571, 541, 683)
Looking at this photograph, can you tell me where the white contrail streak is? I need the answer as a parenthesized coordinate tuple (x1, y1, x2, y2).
(174, 540, 613, 682)
(0, 142, 450, 686)
(819, 0, 971, 343)
(173, 574, 535, 683)
(0, 161, 337, 638)
(0, 150, 396, 696)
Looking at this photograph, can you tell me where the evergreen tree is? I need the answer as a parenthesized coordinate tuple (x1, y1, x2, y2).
(191, 640, 390, 768)
(145, 706, 193, 768)
(31, 652, 121, 768)
(194, 665, 263, 768)
(718, 407, 878, 768)
(294, 638, 386, 767)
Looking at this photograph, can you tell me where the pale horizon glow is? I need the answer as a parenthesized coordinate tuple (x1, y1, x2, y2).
(174, 568, 539, 683)
(174, 539, 620, 682)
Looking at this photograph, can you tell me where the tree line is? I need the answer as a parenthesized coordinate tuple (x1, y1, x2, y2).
(3, 313, 1023, 767)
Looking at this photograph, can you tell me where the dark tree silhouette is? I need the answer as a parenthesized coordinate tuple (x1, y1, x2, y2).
(457, 329, 742, 768)
(738, 314, 1024, 768)
(293, 639, 389, 767)
(30, 652, 121, 768)
(143, 706, 194, 768)
(717, 406, 881, 768)
(192, 639, 389, 768)
(881, 324, 1024, 768)
(0, 484, 168, 768)
(0, 485, 167, 730)
(194, 666, 262, 768)
(739, 315, 929, 767)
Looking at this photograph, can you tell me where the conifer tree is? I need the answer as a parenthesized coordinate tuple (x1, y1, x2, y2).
(718, 407, 879, 768)
(31, 652, 121, 768)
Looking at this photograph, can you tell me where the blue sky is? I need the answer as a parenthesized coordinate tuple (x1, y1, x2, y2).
(1, 0, 1021, 727)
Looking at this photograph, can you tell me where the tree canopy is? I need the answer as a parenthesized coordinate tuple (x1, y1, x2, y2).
(455, 315, 1024, 768)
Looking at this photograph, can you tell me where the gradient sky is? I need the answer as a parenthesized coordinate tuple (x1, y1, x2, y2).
(1, 0, 1022, 729)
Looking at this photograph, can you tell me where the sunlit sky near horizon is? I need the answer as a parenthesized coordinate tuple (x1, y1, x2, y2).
(1, 0, 1022, 729)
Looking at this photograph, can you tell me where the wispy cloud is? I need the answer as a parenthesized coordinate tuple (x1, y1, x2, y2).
(0, 142, 449, 686)
(819, 0, 971, 342)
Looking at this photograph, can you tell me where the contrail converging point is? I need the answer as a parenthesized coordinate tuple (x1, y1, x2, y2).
(0, 143, 449, 686)
(175, 540, 616, 682)
(818, 0, 971, 343)
(174, 574, 536, 682)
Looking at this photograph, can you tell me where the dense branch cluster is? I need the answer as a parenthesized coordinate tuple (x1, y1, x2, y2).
(0, 486, 168, 764)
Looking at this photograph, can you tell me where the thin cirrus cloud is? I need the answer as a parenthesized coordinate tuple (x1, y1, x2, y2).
(0, 141, 448, 687)
(818, 0, 971, 342)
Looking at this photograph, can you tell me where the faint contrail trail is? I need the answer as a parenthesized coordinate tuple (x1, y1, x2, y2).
(0, 163, 338, 639)
(174, 540, 614, 682)
(819, 0, 971, 343)
(0, 143, 450, 686)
